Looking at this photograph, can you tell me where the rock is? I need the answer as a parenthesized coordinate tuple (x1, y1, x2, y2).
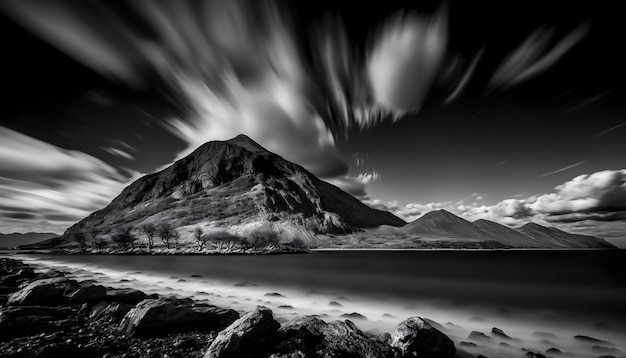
(573, 335, 611, 344)
(546, 347, 562, 354)
(16, 268, 36, 278)
(269, 352, 305, 358)
(592, 345, 621, 355)
(491, 327, 510, 339)
(328, 301, 342, 307)
(390, 316, 456, 358)
(0, 274, 20, 287)
(89, 301, 134, 323)
(205, 307, 280, 358)
(105, 288, 147, 304)
(459, 341, 477, 347)
(0, 306, 74, 339)
(7, 278, 78, 305)
(66, 282, 107, 303)
(468, 331, 491, 341)
(340, 312, 367, 320)
(119, 297, 238, 337)
(275, 315, 394, 358)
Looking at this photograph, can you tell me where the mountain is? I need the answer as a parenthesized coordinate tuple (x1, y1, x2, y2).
(64, 135, 405, 241)
(517, 223, 615, 249)
(402, 209, 483, 239)
(472, 219, 545, 247)
(0, 232, 59, 248)
(401, 210, 615, 248)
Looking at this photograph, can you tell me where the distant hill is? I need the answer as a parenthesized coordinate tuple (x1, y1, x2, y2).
(63, 134, 406, 243)
(0, 232, 59, 249)
(402, 210, 615, 249)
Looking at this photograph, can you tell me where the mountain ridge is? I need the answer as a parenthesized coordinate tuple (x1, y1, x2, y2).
(402, 209, 614, 248)
(63, 135, 406, 241)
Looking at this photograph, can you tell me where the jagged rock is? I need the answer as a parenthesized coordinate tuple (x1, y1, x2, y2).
(390, 316, 456, 358)
(7, 277, 79, 305)
(275, 315, 394, 358)
(119, 297, 238, 337)
(491, 327, 511, 339)
(0, 306, 74, 339)
(468, 331, 491, 341)
(204, 307, 280, 358)
(88, 301, 134, 323)
(66, 282, 107, 303)
(105, 288, 147, 304)
(573, 335, 611, 344)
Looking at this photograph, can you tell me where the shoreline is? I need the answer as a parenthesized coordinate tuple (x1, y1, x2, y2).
(0, 256, 461, 358)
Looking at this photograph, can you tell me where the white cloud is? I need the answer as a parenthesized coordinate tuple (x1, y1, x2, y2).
(355, 171, 380, 184)
(102, 147, 134, 160)
(0, 126, 138, 233)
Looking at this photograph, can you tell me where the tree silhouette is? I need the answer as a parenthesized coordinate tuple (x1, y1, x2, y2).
(194, 227, 211, 251)
(112, 227, 137, 250)
(158, 223, 174, 249)
(72, 232, 87, 253)
(142, 224, 156, 253)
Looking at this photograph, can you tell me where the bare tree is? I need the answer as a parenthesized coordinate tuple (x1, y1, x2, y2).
(113, 227, 137, 250)
(88, 228, 107, 251)
(194, 227, 210, 251)
(158, 223, 174, 249)
(72, 232, 88, 253)
(142, 224, 156, 253)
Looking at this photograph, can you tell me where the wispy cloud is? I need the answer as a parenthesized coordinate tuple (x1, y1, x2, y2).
(102, 147, 134, 160)
(591, 122, 626, 138)
(489, 22, 590, 90)
(444, 47, 484, 104)
(561, 90, 611, 115)
(539, 161, 585, 178)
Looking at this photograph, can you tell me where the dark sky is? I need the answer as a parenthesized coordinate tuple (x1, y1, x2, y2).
(0, 0, 625, 246)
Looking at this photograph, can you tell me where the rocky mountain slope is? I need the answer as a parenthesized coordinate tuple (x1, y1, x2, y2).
(401, 210, 615, 248)
(63, 135, 405, 242)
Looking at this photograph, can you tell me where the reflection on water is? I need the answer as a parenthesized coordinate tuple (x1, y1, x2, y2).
(9, 250, 626, 357)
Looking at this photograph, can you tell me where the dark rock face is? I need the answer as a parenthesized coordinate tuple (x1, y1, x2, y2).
(7, 278, 79, 305)
(275, 315, 395, 358)
(66, 282, 107, 303)
(491, 327, 511, 339)
(0, 306, 76, 339)
(204, 307, 280, 358)
(119, 297, 239, 337)
(105, 288, 147, 304)
(88, 301, 134, 324)
(390, 316, 456, 358)
(468, 331, 491, 341)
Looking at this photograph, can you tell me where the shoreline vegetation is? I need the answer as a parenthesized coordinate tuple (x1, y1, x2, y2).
(0, 257, 459, 358)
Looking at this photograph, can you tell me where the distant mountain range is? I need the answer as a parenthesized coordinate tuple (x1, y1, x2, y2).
(31, 135, 613, 250)
(402, 209, 615, 249)
(0, 232, 58, 249)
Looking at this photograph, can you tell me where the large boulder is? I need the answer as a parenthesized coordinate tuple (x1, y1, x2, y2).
(204, 307, 280, 358)
(7, 278, 79, 305)
(0, 306, 75, 339)
(275, 315, 395, 358)
(390, 316, 456, 358)
(88, 301, 135, 324)
(66, 282, 107, 303)
(119, 297, 239, 337)
(105, 288, 147, 304)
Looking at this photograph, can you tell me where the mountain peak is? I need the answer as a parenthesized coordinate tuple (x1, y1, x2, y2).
(224, 134, 269, 153)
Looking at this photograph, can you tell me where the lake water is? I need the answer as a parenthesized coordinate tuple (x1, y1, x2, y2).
(8, 250, 626, 357)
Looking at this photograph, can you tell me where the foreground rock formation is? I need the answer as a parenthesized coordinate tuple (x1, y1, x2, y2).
(1, 257, 457, 358)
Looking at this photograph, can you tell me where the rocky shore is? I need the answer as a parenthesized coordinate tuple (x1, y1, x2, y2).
(0, 257, 458, 358)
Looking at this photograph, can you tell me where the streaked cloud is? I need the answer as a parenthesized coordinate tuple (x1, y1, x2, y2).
(444, 47, 484, 104)
(489, 22, 590, 90)
(561, 90, 610, 115)
(539, 161, 585, 178)
(102, 147, 134, 161)
(0, 126, 139, 233)
(591, 122, 625, 139)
